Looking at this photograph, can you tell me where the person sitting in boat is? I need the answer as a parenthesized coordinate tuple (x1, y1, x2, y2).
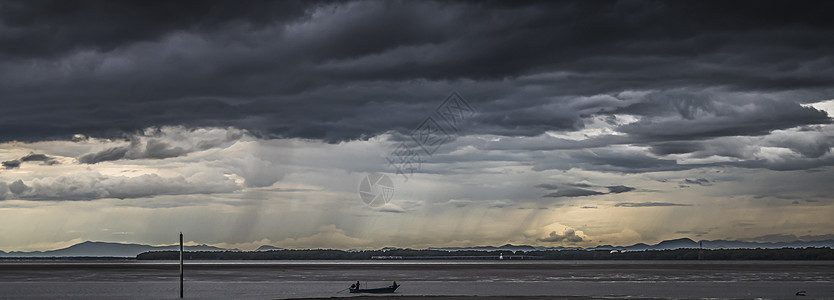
(355, 281, 360, 289)
(392, 281, 399, 288)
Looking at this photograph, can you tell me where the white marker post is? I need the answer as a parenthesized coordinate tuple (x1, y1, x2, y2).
(180, 232, 184, 298)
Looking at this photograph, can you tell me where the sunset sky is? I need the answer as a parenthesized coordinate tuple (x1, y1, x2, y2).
(1, 1, 833, 251)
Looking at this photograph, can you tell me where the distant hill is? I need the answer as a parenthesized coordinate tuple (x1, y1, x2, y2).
(702, 239, 834, 249)
(0, 241, 230, 258)
(429, 244, 555, 252)
(587, 238, 699, 251)
(586, 238, 834, 252)
(430, 238, 834, 252)
(255, 245, 284, 251)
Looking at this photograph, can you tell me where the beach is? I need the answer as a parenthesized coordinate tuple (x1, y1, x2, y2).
(0, 260, 831, 299)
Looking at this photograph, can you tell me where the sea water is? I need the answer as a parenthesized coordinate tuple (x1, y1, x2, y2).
(0, 260, 831, 299)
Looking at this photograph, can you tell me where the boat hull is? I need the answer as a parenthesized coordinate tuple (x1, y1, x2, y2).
(349, 285, 399, 293)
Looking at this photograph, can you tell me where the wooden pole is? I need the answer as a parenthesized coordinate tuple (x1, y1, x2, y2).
(180, 232, 184, 298)
(698, 241, 703, 260)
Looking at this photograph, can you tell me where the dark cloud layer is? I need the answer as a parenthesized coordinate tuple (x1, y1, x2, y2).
(543, 188, 605, 198)
(683, 178, 711, 186)
(606, 185, 635, 194)
(0, 0, 310, 59)
(0, 173, 239, 201)
(539, 183, 637, 198)
(1, 153, 57, 169)
(1, 160, 19, 169)
(615, 202, 693, 208)
(1, 0, 832, 146)
(78, 139, 187, 164)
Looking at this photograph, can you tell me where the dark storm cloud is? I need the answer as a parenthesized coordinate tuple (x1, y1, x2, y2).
(613, 91, 831, 140)
(74, 127, 244, 164)
(567, 149, 684, 172)
(543, 188, 605, 198)
(20, 153, 53, 163)
(606, 185, 635, 194)
(78, 138, 195, 164)
(1, 153, 57, 168)
(614, 202, 692, 207)
(1, 160, 19, 169)
(539, 182, 636, 198)
(0, 173, 239, 201)
(1, 0, 832, 152)
(682, 178, 711, 186)
(534, 184, 559, 190)
(0, 0, 310, 59)
(78, 147, 129, 164)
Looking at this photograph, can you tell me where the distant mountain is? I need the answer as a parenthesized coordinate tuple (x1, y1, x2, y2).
(255, 245, 283, 251)
(0, 241, 231, 258)
(654, 238, 700, 250)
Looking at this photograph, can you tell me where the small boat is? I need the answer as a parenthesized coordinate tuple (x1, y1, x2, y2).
(349, 283, 399, 293)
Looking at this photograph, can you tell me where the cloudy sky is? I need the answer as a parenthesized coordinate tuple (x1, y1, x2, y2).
(1, 0, 833, 251)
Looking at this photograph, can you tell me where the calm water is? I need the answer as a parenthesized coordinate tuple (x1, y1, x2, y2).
(0, 260, 832, 299)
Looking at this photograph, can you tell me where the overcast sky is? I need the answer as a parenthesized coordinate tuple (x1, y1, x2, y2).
(1, 0, 833, 251)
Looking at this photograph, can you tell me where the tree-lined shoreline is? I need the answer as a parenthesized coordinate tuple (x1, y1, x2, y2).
(136, 247, 834, 260)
